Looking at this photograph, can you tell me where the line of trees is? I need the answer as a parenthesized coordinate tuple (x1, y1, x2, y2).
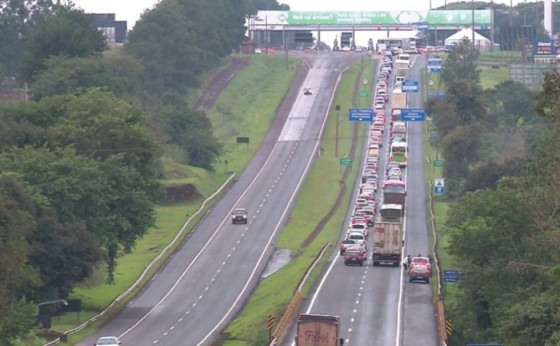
(0, 0, 289, 344)
(426, 39, 560, 345)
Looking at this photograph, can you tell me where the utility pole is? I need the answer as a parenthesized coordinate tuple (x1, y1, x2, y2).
(472, 0, 476, 50)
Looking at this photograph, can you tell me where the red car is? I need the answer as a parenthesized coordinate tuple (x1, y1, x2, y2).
(411, 257, 432, 274)
(344, 246, 367, 266)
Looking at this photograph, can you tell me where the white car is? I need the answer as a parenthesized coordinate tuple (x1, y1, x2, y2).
(95, 336, 122, 346)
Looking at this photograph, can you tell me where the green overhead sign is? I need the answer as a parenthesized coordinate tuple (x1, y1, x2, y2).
(276, 10, 492, 26)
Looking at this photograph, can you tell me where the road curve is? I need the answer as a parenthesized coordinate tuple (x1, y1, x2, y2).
(80, 53, 359, 346)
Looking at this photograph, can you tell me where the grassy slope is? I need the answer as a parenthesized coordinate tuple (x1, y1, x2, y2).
(58, 55, 300, 342)
(224, 60, 377, 345)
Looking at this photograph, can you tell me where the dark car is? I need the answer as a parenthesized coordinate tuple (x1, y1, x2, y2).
(231, 208, 248, 224)
(344, 247, 366, 266)
(303, 88, 312, 95)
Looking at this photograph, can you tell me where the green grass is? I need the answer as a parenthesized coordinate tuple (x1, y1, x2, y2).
(478, 51, 522, 64)
(223, 60, 377, 345)
(478, 65, 510, 89)
(206, 55, 300, 175)
(54, 55, 300, 342)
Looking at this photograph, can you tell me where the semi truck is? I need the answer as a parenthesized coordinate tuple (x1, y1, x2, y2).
(391, 89, 407, 123)
(296, 314, 344, 346)
(371, 204, 403, 267)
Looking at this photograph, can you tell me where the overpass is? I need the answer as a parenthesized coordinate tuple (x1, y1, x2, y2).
(248, 10, 493, 48)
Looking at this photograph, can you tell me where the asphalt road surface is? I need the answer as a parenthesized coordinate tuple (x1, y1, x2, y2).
(80, 52, 359, 346)
(288, 54, 438, 346)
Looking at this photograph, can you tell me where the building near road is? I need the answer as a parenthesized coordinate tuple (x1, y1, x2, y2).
(91, 13, 127, 47)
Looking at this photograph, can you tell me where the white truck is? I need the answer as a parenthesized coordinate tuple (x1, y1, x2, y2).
(372, 204, 403, 267)
(391, 89, 407, 123)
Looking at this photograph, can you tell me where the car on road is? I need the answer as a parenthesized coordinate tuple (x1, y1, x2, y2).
(339, 238, 358, 255)
(303, 87, 312, 95)
(95, 336, 122, 346)
(344, 246, 367, 266)
(411, 256, 432, 274)
(231, 208, 248, 224)
(408, 264, 431, 283)
(346, 231, 367, 249)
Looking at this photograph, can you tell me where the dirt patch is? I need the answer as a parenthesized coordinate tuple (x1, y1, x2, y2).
(300, 65, 369, 248)
(195, 57, 249, 112)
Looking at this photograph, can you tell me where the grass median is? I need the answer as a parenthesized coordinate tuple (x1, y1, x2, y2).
(56, 54, 300, 343)
(223, 59, 377, 345)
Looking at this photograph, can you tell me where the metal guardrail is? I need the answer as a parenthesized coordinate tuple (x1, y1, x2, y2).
(268, 242, 332, 346)
(428, 180, 448, 345)
(41, 173, 236, 346)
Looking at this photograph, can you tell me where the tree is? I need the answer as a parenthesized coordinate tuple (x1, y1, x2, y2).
(441, 37, 480, 86)
(31, 52, 144, 100)
(0, 175, 40, 346)
(441, 124, 484, 179)
(19, 5, 107, 81)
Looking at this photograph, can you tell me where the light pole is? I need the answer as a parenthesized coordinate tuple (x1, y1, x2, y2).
(335, 105, 341, 158)
(472, 0, 476, 50)
(37, 299, 68, 312)
(265, 15, 268, 54)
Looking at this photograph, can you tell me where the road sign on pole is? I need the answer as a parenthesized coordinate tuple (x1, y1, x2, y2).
(339, 157, 353, 166)
(401, 81, 419, 93)
(433, 159, 445, 167)
(443, 269, 464, 282)
(401, 108, 426, 121)
(267, 315, 275, 330)
(435, 178, 445, 194)
(358, 91, 369, 97)
(348, 108, 374, 122)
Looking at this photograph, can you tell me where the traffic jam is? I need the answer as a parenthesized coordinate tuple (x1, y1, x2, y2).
(338, 52, 432, 284)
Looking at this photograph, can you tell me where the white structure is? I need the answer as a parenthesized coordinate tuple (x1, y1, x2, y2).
(444, 28, 492, 52)
(544, 0, 552, 37)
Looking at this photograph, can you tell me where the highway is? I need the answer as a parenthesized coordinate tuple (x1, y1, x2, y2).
(81, 53, 359, 346)
(290, 54, 438, 346)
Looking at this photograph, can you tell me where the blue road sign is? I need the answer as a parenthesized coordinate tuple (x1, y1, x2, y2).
(348, 108, 374, 122)
(401, 81, 419, 93)
(401, 108, 426, 122)
(444, 269, 464, 282)
(416, 22, 429, 30)
(435, 186, 445, 195)
(428, 67, 442, 74)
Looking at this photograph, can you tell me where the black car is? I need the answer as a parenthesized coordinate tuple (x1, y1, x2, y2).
(303, 88, 312, 95)
(232, 208, 248, 224)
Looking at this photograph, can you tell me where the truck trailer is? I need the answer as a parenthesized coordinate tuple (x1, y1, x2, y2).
(296, 314, 344, 346)
(372, 204, 403, 267)
(391, 89, 407, 123)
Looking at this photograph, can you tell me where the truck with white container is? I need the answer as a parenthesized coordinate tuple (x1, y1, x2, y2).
(371, 204, 403, 267)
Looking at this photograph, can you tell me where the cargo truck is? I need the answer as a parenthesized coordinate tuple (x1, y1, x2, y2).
(372, 204, 403, 267)
(296, 314, 344, 346)
(391, 89, 407, 123)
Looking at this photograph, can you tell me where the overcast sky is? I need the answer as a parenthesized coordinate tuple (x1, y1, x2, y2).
(71, 0, 534, 30)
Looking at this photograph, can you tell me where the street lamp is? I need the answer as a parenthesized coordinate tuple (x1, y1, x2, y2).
(472, 0, 476, 50)
(37, 299, 68, 310)
(335, 105, 341, 157)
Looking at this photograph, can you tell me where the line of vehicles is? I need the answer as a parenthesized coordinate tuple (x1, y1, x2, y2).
(294, 53, 426, 346)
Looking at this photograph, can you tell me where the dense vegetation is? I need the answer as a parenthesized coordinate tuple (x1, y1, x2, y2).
(0, 0, 288, 344)
(427, 39, 560, 345)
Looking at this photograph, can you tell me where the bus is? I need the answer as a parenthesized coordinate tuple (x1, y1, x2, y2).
(390, 142, 408, 167)
(396, 53, 411, 67)
(379, 203, 404, 220)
